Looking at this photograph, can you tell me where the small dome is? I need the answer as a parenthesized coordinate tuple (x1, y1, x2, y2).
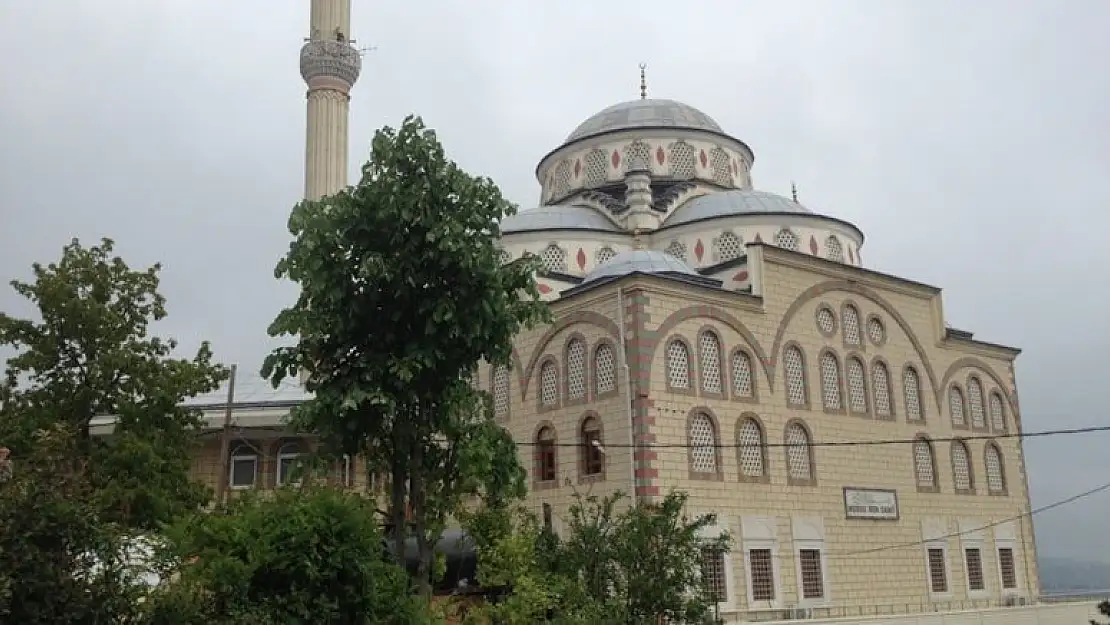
(582, 249, 698, 284)
(501, 205, 621, 234)
(565, 99, 725, 144)
(665, 189, 813, 227)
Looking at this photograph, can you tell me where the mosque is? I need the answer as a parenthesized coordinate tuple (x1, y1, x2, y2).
(100, 0, 1041, 620)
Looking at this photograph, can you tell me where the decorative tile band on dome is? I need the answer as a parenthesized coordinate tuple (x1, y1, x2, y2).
(564, 99, 725, 144)
(499, 205, 623, 234)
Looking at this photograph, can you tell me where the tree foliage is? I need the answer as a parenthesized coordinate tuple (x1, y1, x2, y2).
(1094, 600, 1110, 625)
(460, 491, 729, 624)
(261, 116, 549, 592)
(141, 487, 433, 625)
(0, 238, 227, 530)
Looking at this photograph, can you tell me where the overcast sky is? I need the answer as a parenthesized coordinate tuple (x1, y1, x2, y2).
(2, 1, 1108, 567)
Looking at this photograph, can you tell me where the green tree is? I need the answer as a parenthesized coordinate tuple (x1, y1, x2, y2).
(1093, 600, 1110, 625)
(462, 491, 729, 624)
(261, 116, 548, 594)
(141, 487, 432, 625)
(0, 424, 147, 625)
(0, 238, 227, 530)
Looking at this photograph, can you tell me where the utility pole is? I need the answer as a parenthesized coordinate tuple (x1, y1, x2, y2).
(213, 364, 238, 508)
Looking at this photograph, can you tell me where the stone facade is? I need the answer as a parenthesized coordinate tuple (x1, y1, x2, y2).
(490, 243, 1038, 619)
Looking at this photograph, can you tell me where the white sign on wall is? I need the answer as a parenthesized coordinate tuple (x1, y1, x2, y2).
(843, 487, 899, 520)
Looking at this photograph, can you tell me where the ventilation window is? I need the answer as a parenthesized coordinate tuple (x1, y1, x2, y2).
(669, 141, 696, 179)
(738, 418, 765, 478)
(774, 228, 799, 251)
(714, 231, 743, 262)
(842, 305, 861, 345)
(867, 316, 885, 345)
(785, 423, 812, 481)
(492, 365, 511, 419)
(664, 239, 687, 261)
(968, 378, 986, 428)
(913, 439, 936, 488)
(904, 367, 923, 421)
(540, 244, 567, 273)
(551, 160, 572, 199)
(783, 346, 807, 406)
(594, 343, 616, 394)
(584, 149, 608, 187)
(709, 147, 732, 187)
(595, 246, 616, 265)
(825, 236, 844, 262)
(989, 393, 1006, 432)
(666, 340, 691, 389)
(699, 332, 723, 394)
(688, 413, 718, 474)
(732, 350, 754, 397)
(952, 441, 972, 491)
(872, 361, 893, 418)
(566, 339, 586, 400)
(846, 357, 868, 414)
(816, 307, 836, 335)
(949, 387, 966, 427)
(819, 352, 842, 410)
(540, 361, 559, 406)
(985, 444, 1005, 493)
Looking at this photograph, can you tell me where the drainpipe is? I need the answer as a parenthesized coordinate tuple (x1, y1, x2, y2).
(617, 287, 637, 500)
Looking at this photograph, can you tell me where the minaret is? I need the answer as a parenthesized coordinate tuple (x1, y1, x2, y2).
(299, 0, 362, 201)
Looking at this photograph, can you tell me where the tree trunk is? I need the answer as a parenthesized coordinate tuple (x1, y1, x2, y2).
(411, 435, 433, 598)
(388, 425, 408, 569)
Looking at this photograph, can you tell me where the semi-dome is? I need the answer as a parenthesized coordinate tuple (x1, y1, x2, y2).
(581, 249, 698, 284)
(501, 205, 622, 234)
(564, 99, 725, 144)
(665, 189, 814, 227)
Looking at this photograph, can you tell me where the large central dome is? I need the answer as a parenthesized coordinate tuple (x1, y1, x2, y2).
(564, 98, 725, 143)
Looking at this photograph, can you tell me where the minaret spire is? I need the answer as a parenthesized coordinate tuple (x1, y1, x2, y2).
(299, 0, 362, 201)
(639, 63, 647, 100)
(791, 181, 799, 203)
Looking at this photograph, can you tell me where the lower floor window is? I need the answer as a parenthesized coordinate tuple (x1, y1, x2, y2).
(700, 546, 728, 603)
(798, 549, 824, 599)
(927, 548, 948, 593)
(998, 547, 1017, 589)
(965, 548, 985, 591)
(748, 548, 775, 601)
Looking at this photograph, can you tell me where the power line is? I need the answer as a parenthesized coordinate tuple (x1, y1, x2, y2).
(513, 424, 1110, 449)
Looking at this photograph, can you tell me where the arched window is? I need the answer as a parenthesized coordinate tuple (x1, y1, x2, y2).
(698, 331, 723, 394)
(583, 149, 608, 187)
(709, 147, 732, 186)
(714, 231, 743, 261)
(903, 366, 924, 421)
(492, 364, 511, 419)
(277, 441, 308, 486)
(951, 440, 973, 492)
(539, 360, 559, 407)
(595, 246, 617, 265)
(819, 352, 842, 410)
(842, 305, 861, 345)
(737, 417, 766, 479)
(540, 244, 567, 273)
(536, 426, 557, 482)
(825, 236, 844, 262)
(229, 442, 258, 490)
(625, 140, 652, 172)
(985, 443, 1006, 494)
(949, 387, 966, 427)
(581, 417, 603, 477)
(666, 340, 691, 389)
(967, 378, 986, 429)
(332, 454, 353, 488)
(774, 228, 799, 251)
(594, 343, 616, 395)
(688, 412, 718, 474)
(913, 438, 937, 490)
(565, 338, 586, 401)
(785, 422, 814, 483)
(783, 345, 807, 407)
(989, 392, 1007, 432)
(846, 357, 868, 414)
(872, 361, 893, 418)
(669, 141, 696, 179)
(731, 350, 754, 398)
(665, 239, 688, 262)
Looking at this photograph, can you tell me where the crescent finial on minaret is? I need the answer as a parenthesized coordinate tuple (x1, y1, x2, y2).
(639, 63, 648, 100)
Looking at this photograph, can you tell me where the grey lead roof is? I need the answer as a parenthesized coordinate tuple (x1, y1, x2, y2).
(665, 189, 814, 227)
(581, 249, 698, 284)
(564, 99, 725, 144)
(500, 205, 622, 234)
